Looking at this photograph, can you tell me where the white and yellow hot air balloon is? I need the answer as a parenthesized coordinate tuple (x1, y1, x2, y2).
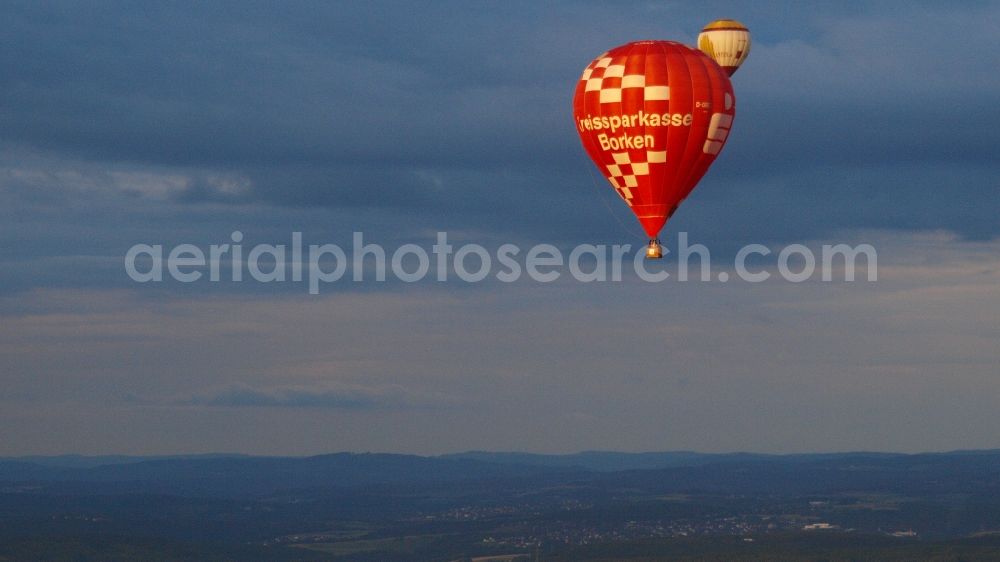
(698, 19, 751, 76)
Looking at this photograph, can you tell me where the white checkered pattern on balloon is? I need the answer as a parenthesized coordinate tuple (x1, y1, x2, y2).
(580, 57, 670, 104)
(604, 150, 667, 205)
(579, 53, 670, 204)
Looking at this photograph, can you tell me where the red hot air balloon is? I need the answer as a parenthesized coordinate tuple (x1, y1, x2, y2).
(573, 41, 736, 258)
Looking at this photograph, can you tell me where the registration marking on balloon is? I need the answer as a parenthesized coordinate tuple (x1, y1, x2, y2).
(572, 40, 737, 239)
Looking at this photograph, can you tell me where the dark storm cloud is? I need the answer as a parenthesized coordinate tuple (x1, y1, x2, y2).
(0, 0, 997, 266)
(2, 1, 574, 167)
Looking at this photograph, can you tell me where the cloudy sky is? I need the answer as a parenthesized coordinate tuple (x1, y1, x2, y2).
(1, 1, 997, 455)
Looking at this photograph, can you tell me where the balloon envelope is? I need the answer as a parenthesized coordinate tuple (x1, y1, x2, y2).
(698, 19, 751, 76)
(572, 41, 735, 238)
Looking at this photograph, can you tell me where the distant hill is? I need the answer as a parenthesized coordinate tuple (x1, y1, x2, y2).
(2, 449, 999, 499)
(440, 450, 906, 471)
(441, 450, 750, 471)
(0, 452, 571, 497)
